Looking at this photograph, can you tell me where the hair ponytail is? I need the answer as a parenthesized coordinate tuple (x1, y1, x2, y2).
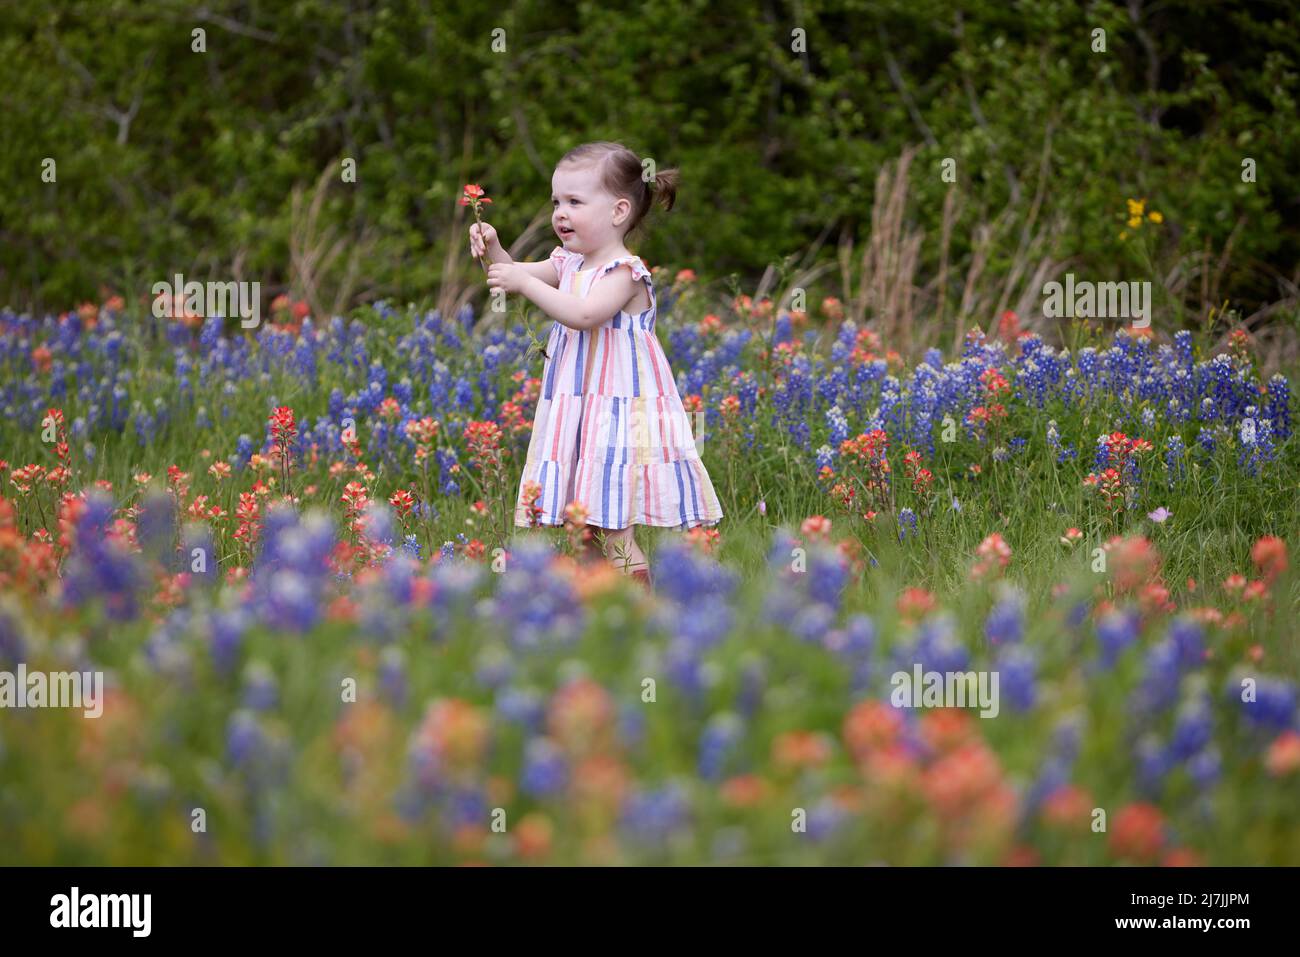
(650, 167, 679, 212)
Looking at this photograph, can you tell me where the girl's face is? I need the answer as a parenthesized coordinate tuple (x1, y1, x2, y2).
(551, 164, 629, 253)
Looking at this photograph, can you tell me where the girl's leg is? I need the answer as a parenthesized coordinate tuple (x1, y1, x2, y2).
(600, 525, 649, 575)
(579, 523, 607, 564)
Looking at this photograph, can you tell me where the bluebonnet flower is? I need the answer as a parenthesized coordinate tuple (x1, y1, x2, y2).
(1168, 618, 1204, 668)
(1133, 637, 1183, 716)
(263, 569, 318, 632)
(814, 444, 835, 476)
(807, 546, 849, 609)
(1188, 746, 1221, 787)
(209, 606, 248, 676)
(451, 376, 474, 411)
(654, 540, 738, 614)
(773, 312, 792, 343)
(1046, 419, 1075, 463)
(0, 607, 25, 667)
(226, 710, 265, 768)
(361, 501, 395, 549)
(400, 535, 422, 561)
(1228, 673, 1297, 731)
(826, 405, 849, 446)
(242, 661, 279, 712)
(663, 638, 710, 701)
(1174, 329, 1194, 370)
(737, 656, 766, 718)
(490, 538, 584, 650)
(1135, 733, 1171, 794)
(806, 797, 849, 843)
(60, 490, 145, 622)
(182, 522, 217, 587)
(328, 387, 346, 420)
(1052, 712, 1085, 762)
(435, 446, 461, 495)
(1238, 415, 1256, 447)
(1092, 433, 1111, 472)
(1164, 434, 1186, 486)
(619, 702, 648, 750)
(200, 316, 222, 353)
(446, 786, 488, 830)
(143, 609, 193, 679)
(251, 510, 337, 633)
(1170, 697, 1213, 761)
(621, 781, 692, 846)
(984, 589, 1025, 645)
(1096, 609, 1140, 668)
(1023, 756, 1072, 816)
(394, 377, 414, 406)
(1206, 353, 1236, 416)
(791, 602, 836, 644)
(1264, 373, 1291, 439)
(495, 687, 545, 732)
(996, 646, 1037, 712)
(133, 409, 155, 446)
(897, 507, 918, 542)
(822, 613, 875, 660)
(892, 614, 969, 676)
(1238, 411, 1277, 476)
(355, 637, 402, 705)
(698, 713, 744, 781)
(521, 738, 568, 797)
(831, 319, 858, 363)
(136, 488, 176, 566)
(292, 337, 316, 382)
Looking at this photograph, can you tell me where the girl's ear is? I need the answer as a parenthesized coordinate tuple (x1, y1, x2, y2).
(612, 196, 631, 226)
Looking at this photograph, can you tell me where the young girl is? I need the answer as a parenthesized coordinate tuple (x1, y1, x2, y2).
(469, 141, 723, 586)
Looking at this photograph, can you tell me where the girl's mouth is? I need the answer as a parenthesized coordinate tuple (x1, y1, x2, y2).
(559, 227, 574, 237)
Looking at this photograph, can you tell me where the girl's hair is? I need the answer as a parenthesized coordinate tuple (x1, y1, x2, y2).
(557, 141, 678, 240)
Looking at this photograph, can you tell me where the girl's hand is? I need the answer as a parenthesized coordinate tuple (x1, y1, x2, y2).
(469, 222, 500, 260)
(486, 262, 530, 295)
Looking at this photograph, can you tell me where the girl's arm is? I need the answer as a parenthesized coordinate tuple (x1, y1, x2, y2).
(477, 231, 560, 287)
(512, 260, 561, 287)
(517, 268, 639, 333)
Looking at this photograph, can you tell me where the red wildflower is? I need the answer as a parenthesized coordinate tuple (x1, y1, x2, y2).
(459, 184, 492, 207)
(1110, 803, 1166, 862)
(32, 345, 53, 374)
(970, 532, 1012, 581)
(389, 488, 416, 519)
(896, 586, 936, 622)
(800, 515, 832, 541)
(1265, 731, 1300, 776)
(1251, 535, 1287, 584)
(269, 406, 297, 445)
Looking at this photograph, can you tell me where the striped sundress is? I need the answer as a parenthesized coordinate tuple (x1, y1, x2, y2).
(513, 246, 724, 531)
